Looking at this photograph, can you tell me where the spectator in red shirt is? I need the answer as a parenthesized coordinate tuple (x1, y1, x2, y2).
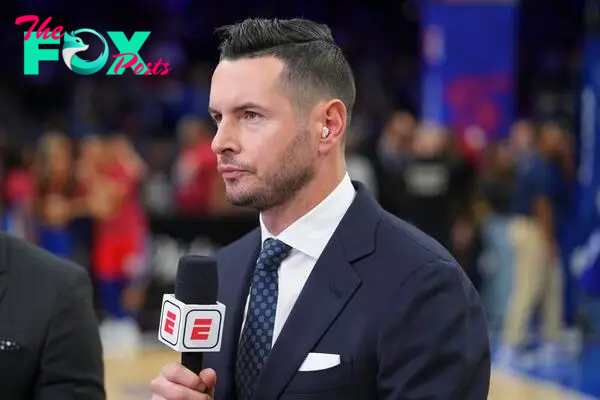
(86, 135, 148, 329)
(172, 115, 230, 214)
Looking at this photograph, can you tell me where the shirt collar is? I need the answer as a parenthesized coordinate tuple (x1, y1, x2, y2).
(260, 173, 356, 260)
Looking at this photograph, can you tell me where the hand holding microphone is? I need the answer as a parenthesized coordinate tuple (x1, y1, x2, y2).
(150, 364, 216, 400)
(150, 255, 224, 399)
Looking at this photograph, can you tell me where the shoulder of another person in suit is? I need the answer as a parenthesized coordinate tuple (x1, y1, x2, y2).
(1, 233, 89, 291)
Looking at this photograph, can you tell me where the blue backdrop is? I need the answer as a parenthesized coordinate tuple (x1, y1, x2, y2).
(420, 0, 518, 140)
(571, 33, 600, 301)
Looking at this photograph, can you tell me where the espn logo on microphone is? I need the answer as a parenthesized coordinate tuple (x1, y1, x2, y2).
(158, 294, 226, 352)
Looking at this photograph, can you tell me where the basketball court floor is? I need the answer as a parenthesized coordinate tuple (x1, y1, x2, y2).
(104, 341, 600, 399)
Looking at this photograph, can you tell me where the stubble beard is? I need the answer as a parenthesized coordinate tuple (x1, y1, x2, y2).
(225, 129, 316, 212)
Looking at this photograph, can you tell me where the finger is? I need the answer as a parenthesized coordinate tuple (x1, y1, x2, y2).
(150, 376, 207, 400)
(199, 368, 217, 393)
(160, 363, 203, 390)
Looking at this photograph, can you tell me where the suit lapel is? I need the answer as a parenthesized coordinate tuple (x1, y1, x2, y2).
(255, 182, 381, 398)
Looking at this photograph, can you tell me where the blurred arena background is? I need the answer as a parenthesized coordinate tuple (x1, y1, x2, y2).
(2, 0, 600, 398)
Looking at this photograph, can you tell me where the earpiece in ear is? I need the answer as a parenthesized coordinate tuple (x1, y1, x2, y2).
(321, 126, 330, 138)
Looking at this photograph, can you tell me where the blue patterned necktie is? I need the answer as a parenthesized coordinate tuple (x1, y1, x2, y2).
(235, 238, 292, 400)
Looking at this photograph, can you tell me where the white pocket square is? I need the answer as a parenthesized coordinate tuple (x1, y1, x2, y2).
(298, 352, 341, 372)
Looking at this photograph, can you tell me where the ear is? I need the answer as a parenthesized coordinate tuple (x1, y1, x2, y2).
(317, 99, 347, 154)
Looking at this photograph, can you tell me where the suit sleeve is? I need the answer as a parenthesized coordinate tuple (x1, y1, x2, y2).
(377, 259, 490, 399)
(35, 267, 105, 400)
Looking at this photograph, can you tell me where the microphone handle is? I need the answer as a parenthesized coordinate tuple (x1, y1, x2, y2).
(182, 352, 204, 375)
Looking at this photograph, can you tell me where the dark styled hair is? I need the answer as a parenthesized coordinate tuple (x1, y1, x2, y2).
(216, 18, 356, 124)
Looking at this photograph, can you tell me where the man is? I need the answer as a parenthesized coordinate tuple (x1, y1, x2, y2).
(151, 18, 490, 399)
(402, 125, 463, 250)
(372, 110, 416, 220)
(499, 122, 567, 366)
(0, 232, 104, 399)
(509, 119, 536, 158)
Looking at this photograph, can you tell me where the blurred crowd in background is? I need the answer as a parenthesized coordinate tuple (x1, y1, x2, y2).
(0, 102, 583, 358)
(0, 0, 594, 365)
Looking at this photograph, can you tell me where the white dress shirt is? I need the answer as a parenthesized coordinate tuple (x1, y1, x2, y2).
(241, 172, 356, 345)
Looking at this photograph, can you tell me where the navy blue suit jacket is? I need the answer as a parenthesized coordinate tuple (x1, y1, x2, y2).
(205, 181, 490, 399)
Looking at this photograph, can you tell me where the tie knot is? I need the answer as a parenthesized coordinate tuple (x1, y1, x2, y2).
(257, 238, 292, 271)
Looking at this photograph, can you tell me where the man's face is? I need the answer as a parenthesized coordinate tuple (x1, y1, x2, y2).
(44, 136, 72, 176)
(81, 137, 104, 165)
(495, 143, 513, 168)
(385, 112, 415, 150)
(209, 56, 317, 211)
(509, 121, 533, 153)
(539, 125, 563, 155)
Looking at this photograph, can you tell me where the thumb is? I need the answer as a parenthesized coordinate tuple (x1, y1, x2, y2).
(198, 368, 217, 393)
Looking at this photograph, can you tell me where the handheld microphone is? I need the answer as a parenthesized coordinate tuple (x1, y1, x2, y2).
(158, 255, 225, 374)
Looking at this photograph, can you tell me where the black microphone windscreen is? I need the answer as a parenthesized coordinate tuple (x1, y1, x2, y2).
(175, 255, 218, 305)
